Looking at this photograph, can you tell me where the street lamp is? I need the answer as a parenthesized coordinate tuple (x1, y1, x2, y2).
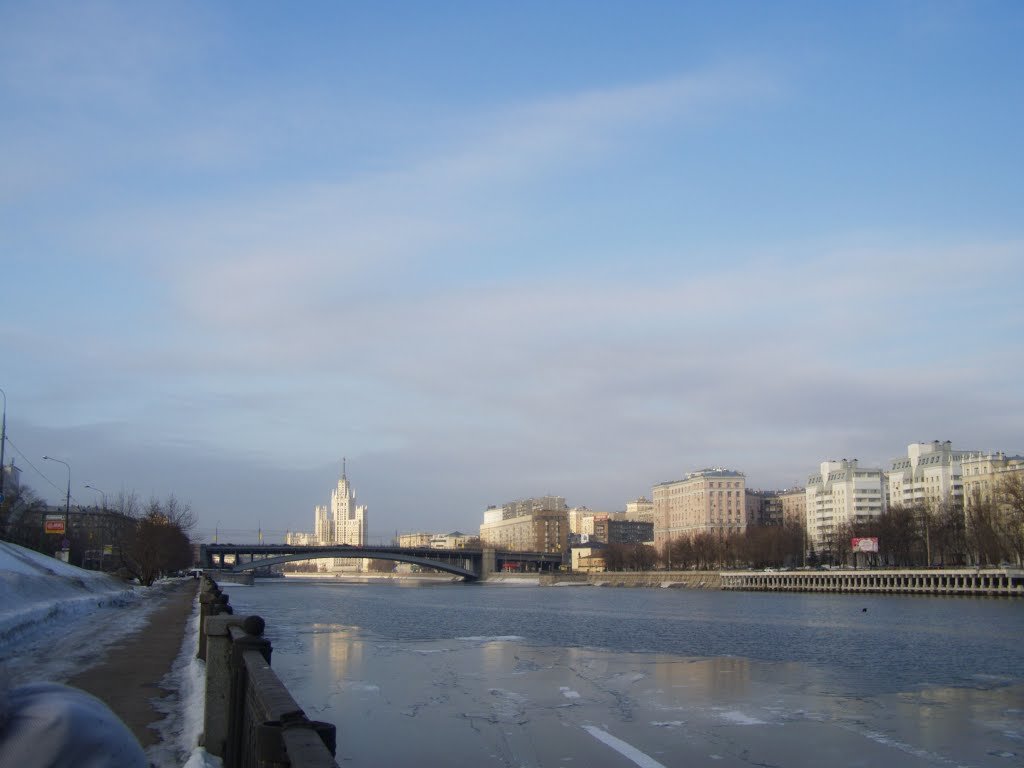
(42, 455, 71, 549)
(0, 387, 7, 504)
(85, 484, 108, 509)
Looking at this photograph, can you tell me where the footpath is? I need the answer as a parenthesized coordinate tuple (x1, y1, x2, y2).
(66, 579, 198, 749)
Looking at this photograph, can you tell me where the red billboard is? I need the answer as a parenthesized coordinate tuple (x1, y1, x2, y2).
(44, 517, 66, 535)
(851, 537, 879, 553)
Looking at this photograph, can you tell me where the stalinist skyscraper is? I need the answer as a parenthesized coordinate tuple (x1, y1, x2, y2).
(329, 458, 368, 570)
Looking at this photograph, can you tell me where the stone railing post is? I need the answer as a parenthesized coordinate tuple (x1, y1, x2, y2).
(197, 577, 231, 660)
(203, 613, 247, 759)
(225, 617, 271, 768)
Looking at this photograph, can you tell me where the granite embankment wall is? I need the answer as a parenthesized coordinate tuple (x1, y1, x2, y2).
(540, 571, 722, 589)
(199, 575, 338, 768)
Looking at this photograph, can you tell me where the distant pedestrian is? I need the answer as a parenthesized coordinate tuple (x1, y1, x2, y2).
(0, 681, 147, 767)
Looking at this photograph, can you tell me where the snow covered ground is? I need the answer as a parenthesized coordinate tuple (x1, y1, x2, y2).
(0, 541, 217, 767)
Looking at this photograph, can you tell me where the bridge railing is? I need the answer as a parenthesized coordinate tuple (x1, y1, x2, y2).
(199, 575, 338, 767)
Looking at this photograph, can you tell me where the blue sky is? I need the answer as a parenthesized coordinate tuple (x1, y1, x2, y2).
(2, 1, 1022, 543)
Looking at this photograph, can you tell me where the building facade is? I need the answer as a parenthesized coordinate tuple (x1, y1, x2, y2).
(624, 497, 654, 524)
(778, 488, 807, 526)
(652, 468, 748, 550)
(479, 508, 568, 553)
(887, 441, 971, 512)
(961, 451, 1024, 511)
(745, 490, 784, 527)
(805, 459, 886, 550)
(397, 532, 433, 548)
(596, 518, 654, 545)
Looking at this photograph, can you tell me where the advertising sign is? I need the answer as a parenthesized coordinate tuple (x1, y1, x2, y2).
(851, 537, 879, 553)
(44, 516, 66, 535)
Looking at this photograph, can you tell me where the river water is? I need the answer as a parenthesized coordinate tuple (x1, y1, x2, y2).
(220, 579, 1024, 768)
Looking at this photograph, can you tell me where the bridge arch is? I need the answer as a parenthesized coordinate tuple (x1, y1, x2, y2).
(229, 548, 480, 581)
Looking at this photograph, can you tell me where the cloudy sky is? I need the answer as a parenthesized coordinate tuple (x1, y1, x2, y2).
(2, 2, 1021, 543)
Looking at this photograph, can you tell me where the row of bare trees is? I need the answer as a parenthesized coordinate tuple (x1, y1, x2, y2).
(1, 483, 196, 586)
(815, 477, 1024, 568)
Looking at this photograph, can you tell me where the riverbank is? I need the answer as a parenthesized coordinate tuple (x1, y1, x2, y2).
(0, 541, 211, 767)
(541, 571, 722, 588)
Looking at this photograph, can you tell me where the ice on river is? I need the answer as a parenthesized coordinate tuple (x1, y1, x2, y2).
(257, 629, 1024, 768)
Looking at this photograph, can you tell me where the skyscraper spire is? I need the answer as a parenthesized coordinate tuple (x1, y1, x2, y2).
(342, 456, 347, 480)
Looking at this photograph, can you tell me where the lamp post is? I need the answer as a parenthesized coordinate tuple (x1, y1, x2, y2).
(85, 484, 108, 509)
(0, 387, 7, 504)
(84, 484, 110, 570)
(42, 456, 71, 551)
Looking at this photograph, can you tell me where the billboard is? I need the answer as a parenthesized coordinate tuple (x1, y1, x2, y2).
(851, 537, 879, 553)
(44, 516, 66, 535)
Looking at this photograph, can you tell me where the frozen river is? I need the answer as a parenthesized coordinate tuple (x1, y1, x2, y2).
(220, 579, 1024, 767)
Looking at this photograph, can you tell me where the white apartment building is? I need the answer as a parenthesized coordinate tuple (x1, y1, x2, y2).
(805, 459, 885, 550)
(652, 468, 748, 550)
(888, 441, 972, 511)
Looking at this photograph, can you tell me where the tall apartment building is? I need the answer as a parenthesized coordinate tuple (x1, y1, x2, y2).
(652, 468, 748, 550)
(961, 451, 1024, 510)
(805, 459, 885, 549)
(887, 441, 972, 511)
(479, 508, 568, 553)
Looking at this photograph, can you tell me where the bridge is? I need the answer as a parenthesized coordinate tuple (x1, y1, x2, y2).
(199, 543, 564, 581)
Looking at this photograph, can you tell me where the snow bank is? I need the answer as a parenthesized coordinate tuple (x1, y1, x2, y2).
(0, 541, 137, 646)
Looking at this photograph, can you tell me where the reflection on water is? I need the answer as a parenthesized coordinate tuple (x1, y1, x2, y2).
(310, 623, 363, 682)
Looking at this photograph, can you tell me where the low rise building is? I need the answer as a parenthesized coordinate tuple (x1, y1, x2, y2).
(429, 531, 476, 549)
(397, 532, 432, 548)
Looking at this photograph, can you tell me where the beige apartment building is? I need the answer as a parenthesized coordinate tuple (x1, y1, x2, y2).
(652, 469, 748, 550)
(779, 488, 807, 526)
(624, 497, 654, 524)
(479, 508, 568, 553)
(397, 532, 432, 548)
(961, 451, 1024, 510)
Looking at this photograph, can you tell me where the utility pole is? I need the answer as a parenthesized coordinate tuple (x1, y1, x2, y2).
(0, 388, 7, 505)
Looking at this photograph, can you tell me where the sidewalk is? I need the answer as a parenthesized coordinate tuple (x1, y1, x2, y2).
(66, 579, 198, 748)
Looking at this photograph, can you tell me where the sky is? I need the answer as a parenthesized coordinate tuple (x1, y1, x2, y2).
(2, 1, 1022, 544)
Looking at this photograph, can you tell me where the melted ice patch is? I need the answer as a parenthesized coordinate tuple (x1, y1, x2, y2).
(717, 710, 766, 725)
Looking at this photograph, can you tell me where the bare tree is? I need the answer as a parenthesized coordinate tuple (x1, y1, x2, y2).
(994, 474, 1024, 565)
(117, 495, 195, 586)
(965, 489, 1007, 566)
